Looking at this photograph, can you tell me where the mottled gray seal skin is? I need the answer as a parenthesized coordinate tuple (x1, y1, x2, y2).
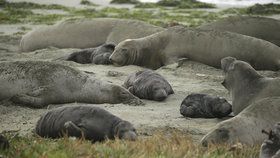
(180, 93, 232, 118)
(260, 122, 280, 158)
(110, 26, 280, 70)
(20, 18, 164, 52)
(221, 57, 280, 115)
(201, 97, 280, 146)
(0, 61, 142, 108)
(66, 43, 115, 65)
(0, 134, 9, 150)
(123, 70, 174, 101)
(199, 16, 280, 47)
(36, 105, 137, 142)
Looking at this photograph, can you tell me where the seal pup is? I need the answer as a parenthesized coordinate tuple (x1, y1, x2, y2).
(180, 93, 232, 118)
(0, 134, 9, 150)
(201, 97, 280, 146)
(66, 43, 115, 64)
(123, 69, 174, 101)
(260, 122, 280, 158)
(221, 57, 280, 115)
(199, 16, 280, 47)
(0, 61, 142, 108)
(35, 105, 137, 142)
(20, 18, 164, 52)
(110, 26, 280, 70)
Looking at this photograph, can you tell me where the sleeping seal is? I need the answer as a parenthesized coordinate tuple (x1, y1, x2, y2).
(199, 16, 280, 47)
(260, 122, 280, 158)
(201, 97, 280, 146)
(180, 93, 232, 118)
(20, 18, 164, 52)
(221, 57, 280, 115)
(123, 69, 174, 101)
(110, 26, 280, 70)
(36, 105, 137, 142)
(0, 61, 142, 108)
(66, 43, 115, 64)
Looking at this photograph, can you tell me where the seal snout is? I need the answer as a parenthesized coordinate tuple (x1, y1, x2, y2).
(122, 131, 137, 141)
(153, 89, 168, 101)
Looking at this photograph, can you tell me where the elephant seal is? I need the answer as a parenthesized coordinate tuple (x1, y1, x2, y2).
(201, 97, 280, 146)
(260, 122, 280, 158)
(0, 134, 9, 150)
(0, 61, 142, 108)
(221, 57, 280, 115)
(35, 105, 137, 142)
(20, 18, 164, 52)
(123, 69, 174, 101)
(66, 43, 115, 64)
(109, 26, 280, 70)
(180, 93, 232, 118)
(199, 16, 280, 47)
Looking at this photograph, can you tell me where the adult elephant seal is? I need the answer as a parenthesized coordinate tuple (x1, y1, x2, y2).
(20, 18, 164, 52)
(180, 93, 232, 118)
(109, 26, 280, 70)
(221, 57, 280, 115)
(123, 69, 174, 101)
(199, 16, 280, 47)
(201, 97, 280, 146)
(35, 105, 137, 142)
(65, 43, 115, 64)
(0, 61, 142, 108)
(260, 122, 280, 158)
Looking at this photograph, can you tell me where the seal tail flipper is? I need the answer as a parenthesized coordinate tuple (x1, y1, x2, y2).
(63, 121, 85, 138)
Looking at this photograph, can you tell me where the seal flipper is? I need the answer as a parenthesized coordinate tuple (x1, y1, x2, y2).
(10, 86, 49, 108)
(63, 121, 84, 138)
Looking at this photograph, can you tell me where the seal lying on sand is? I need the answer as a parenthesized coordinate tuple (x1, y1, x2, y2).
(20, 18, 164, 52)
(123, 70, 174, 101)
(109, 26, 280, 70)
(0, 61, 142, 108)
(199, 16, 280, 47)
(260, 122, 280, 158)
(221, 57, 280, 115)
(201, 97, 280, 146)
(180, 93, 232, 118)
(36, 105, 137, 142)
(66, 43, 115, 64)
(0, 134, 9, 150)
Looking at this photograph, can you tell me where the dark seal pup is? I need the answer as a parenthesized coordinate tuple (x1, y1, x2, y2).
(123, 70, 174, 101)
(0, 61, 142, 108)
(221, 57, 280, 115)
(35, 105, 137, 142)
(110, 26, 280, 70)
(260, 122, 280, 158)
(199, 16, 280, 47)
(66, 43, 115, 65)
(180, 93, 232, 118)
(0, 134, 9, 150)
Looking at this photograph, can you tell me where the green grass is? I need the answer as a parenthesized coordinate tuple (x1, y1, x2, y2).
(136, 0, 216, 9)
(0, 131, 260, 158)
(246, 3, 280, 15)
(80, 0, 97, 6)
(110, 0, 140, 4)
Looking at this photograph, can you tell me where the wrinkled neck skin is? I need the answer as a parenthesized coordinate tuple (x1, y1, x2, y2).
(228, 68, 264, 114)
(76, 76, 114, 104)
(133, 31, 169, 69)
(110, 118, 123, 139)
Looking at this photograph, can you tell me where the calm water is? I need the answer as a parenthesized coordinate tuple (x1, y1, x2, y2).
(8, 0, 280, 8)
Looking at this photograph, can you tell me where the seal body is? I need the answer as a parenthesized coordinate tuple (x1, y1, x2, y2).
(0, 61, 142, 108)
(180, 93, 232, 118)
(123, 70, 174, 101)
(199, 16, 280, 47)
(35, 105, 137, 142)
(260, 122, 280, 158)
(110, 26, 280, 70)
(201, 97, 280, 146)
(221, 57, 280, 115)
(20, 18, 164, 52)
(66, 43, 115, 64)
